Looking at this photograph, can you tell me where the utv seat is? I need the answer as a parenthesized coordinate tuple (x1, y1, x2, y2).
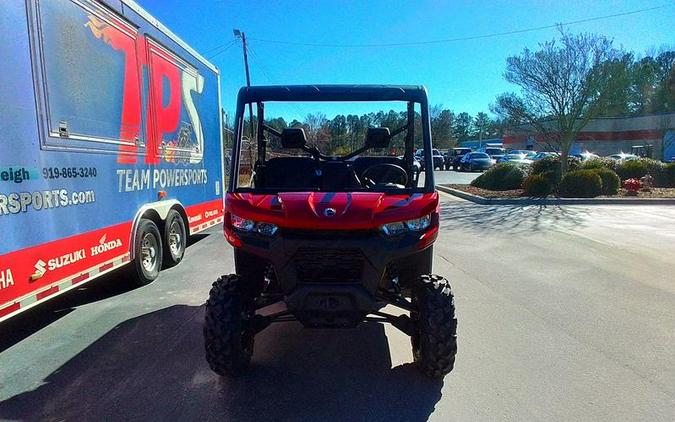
(258, 157, 319, 189)
(320, 161, 361, 191)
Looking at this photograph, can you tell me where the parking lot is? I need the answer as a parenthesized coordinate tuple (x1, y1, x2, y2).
(1, 193, 674, 421)
(431, 169, 481, 185)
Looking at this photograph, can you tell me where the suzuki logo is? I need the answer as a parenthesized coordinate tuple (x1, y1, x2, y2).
(31, 259, 47, 281)
(323, 208, 336, 217)
(34, 260, 47, 275)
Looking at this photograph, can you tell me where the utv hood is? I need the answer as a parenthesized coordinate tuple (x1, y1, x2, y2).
(226, 191, 438, 230)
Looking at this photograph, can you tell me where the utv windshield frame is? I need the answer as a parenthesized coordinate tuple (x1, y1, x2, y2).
(229, 85, 436, 194)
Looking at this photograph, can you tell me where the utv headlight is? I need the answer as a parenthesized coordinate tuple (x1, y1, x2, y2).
(256, 222, 279, 236)
(380, 214, 432, 236)
(231, 214, 256, 232)
(230, 214, 278, 236)
(405, 214, 431, 231)
(380, 221, 407, 236)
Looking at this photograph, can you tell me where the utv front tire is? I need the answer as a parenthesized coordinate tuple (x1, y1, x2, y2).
(411, 274, 457, 378)
(204, 275, 255, 377)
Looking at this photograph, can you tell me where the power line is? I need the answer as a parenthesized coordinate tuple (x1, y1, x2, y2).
(203, 41, 231, 54)
(246, 45, 307, 117)
(247, 4, 671, 48)
(206, 39, 237, 59)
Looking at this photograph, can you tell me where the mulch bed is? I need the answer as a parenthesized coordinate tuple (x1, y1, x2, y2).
(446, 184, 675, 199)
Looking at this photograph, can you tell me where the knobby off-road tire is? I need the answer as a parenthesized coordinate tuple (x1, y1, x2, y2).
(204, 275, 256, 377)
(411, 274, 458, 378)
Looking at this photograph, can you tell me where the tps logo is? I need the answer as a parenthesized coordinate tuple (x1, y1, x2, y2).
(85, 15, 204, 165)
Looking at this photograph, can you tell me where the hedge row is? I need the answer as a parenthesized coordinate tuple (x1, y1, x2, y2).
(579, 158, 675, 187)
(468, 156, 673, 198)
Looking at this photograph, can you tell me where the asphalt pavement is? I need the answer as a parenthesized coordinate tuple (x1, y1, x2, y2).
(431, 168, 481, 185)
(1, 192, 674, 421)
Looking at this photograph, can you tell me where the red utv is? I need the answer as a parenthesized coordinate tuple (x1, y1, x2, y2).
(204, 85, 457, 378)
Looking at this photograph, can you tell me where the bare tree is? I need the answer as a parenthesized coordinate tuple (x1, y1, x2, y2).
(492, 28, 620, 173)
(305, 113, 328, 142)
(473, 112, 491, 141)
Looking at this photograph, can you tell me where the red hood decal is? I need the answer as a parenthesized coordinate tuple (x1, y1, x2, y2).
(226, 191, 438, 230)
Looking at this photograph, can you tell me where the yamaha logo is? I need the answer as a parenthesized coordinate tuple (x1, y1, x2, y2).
(323, 208, 336, 217)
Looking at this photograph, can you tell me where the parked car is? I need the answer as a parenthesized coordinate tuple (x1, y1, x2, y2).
(608, 153, 639, 162)
(446, 147, 473, 170)
(416, 148, 446, 171)
(498, 153, 533, 165)
(532, 151, 559, 161)
(572, 151, 599, 161)
(508, 149, 532, 156)
(397, 155, 422, 177)
(480, 147, 507, 162)
(460, 152, 494, 171)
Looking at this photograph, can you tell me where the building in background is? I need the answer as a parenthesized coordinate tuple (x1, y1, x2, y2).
(503, 113, 675, 162)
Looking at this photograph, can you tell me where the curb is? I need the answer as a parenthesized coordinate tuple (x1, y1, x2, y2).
(436, 185, 675, 206)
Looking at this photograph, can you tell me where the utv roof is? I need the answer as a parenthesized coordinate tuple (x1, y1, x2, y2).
(237, 85, 429, 103)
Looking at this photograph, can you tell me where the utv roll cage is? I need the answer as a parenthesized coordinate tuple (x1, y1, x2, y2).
(230, 85, 436, 193)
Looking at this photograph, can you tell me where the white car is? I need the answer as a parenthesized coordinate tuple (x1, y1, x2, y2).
(608, 153, 639, 162)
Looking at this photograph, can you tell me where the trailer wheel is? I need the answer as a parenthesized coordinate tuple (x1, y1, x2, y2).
(411, 274, 457, 378)
(204, 274, 255, 376)
(130, 218, 163, 286)
(163, 210, 186, 267)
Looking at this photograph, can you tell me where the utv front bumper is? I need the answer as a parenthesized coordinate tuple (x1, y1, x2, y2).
(234, 228, 435, 327)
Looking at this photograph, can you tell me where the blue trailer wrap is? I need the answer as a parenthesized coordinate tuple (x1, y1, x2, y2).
(0, 0, 224, 321)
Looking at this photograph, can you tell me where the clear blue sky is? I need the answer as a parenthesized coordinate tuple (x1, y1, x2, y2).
(141, 0, 674, 121)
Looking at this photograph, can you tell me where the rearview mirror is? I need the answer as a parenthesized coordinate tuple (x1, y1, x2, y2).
(365, 127, 390, 149)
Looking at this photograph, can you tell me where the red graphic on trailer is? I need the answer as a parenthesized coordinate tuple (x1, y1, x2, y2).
(85, 15, 204, 165)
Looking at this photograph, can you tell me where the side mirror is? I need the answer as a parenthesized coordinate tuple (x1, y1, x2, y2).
(365, 127, 390, 149)
(280, 128, 307, 149)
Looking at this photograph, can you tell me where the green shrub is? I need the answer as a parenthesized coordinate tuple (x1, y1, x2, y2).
(531, 157, 561, 184)
(590, 167, 620, 195)
(531, 156, 559, 175)
(567, 156, 582, 172)
(579, 157, 616, 171)
(662, 162, 675, 188)
(635, 158, 667, 187)
(470, 163, 527, 191)
(616, 158, 663, 180)
(640, 158, 665, 175)
(522, 174, 552, 197)
(558, 170, 602, 198)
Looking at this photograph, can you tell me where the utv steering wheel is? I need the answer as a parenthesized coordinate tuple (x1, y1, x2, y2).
(361, 163, 408, 188)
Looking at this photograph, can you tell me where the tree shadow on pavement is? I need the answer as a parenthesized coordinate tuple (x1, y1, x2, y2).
(439, 201, 590, 235)
(0, 305, 443, 422)
(0, 233, 212, 353)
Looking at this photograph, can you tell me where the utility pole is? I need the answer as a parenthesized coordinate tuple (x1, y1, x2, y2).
(233, 29, 254, 143)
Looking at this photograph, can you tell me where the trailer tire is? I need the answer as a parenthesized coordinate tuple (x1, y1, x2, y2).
(411, 274, 457, 378)
(163, 210, 186, 267)
(130, 218, 163, 286)
(204, 274, 255, 377)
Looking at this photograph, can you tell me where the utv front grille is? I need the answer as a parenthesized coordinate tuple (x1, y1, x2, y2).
(281, 229, 374, 240)
(293, 248, 365, 283)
